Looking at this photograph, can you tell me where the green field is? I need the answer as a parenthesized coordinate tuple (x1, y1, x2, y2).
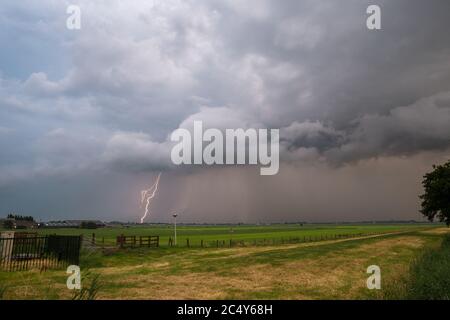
(20, 223, 435, 247)
(0, 223, 448, 300)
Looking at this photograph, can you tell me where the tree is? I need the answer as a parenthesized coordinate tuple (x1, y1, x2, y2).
(5, 214, 34, 222)
(419, 160, 450, 226)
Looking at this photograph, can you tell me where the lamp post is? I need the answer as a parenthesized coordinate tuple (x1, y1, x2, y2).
(230, 227, 234, 247)
(172, 213, 178, 246)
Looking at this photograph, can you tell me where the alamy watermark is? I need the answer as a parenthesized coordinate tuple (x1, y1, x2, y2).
(65, 4, 379, 31)
(66, 5, 81, 30)
(66, 265, 81, 290)
(366, 265, 381, 289)
(366, 5, 381, 30)
(170, 121, 279, 176)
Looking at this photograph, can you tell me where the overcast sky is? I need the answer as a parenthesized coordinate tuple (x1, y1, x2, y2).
(1, 0, 449, 223)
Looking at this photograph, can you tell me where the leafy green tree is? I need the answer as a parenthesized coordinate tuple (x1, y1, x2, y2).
(420, 160, 450, 226)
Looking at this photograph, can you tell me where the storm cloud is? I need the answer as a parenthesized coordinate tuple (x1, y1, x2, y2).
(0, 0, 449, 222)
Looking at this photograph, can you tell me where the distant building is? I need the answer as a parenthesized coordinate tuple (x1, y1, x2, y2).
(42, 221, 80, 228)
(42, 220, 106, 229)
(1, 218, 38, 229)
(13, 220, 38, 229)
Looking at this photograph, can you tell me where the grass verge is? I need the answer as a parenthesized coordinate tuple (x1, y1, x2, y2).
(383, 232, 450, 299)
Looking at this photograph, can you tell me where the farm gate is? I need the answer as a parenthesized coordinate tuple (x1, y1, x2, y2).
(116, 235, 159, 248)
(0, 232, 82, 271)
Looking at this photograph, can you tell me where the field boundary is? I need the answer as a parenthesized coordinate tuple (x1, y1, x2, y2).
(162, 227, 435, 250)
(80, 227, 436, 251)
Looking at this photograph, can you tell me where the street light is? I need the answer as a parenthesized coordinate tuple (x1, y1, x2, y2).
(172, 213, 178, 246)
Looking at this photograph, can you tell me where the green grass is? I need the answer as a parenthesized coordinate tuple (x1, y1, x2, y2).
(0, 283, 7, 300)
(2, 223, 435, 247)
(383, 233, 450, 299)
(0, 224, 446, 299)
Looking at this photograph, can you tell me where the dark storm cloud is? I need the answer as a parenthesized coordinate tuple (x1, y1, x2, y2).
(1, 0, 450, 220)
(325, 92, 450, 163)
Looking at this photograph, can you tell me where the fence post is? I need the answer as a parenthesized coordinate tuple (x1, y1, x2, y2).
(229, 239, 232, 248)
(92, 233, 96, 246)
(119, 234, 124, 248)
(186, 238, 190, 248)
(0, 231, 15, 267)
(201, 240, 204, 248)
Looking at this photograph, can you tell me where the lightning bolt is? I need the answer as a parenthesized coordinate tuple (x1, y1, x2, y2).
(140, 172, 162, 224)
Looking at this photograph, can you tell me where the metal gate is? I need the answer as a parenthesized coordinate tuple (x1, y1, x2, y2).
(0, 234, 82, 272)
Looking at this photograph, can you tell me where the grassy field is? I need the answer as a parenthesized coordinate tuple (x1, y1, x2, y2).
(381, 229, 450, 299)
(7, 223, 436, 247)
(0, 224, 448, 300)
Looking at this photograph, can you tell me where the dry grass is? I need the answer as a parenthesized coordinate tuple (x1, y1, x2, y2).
(420, 227, 450, 235)
(186, 231, 416, 261)
(95, 235, 428, 300)
(0, 230, 438, 300)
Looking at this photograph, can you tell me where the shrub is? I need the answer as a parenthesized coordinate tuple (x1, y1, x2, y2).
(72, 271, 102, 300)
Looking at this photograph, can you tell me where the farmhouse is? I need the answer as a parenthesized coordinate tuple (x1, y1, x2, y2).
(1, 218, 38, 229)
(43, 220, 106, 228)
(13, 220, 38, 229)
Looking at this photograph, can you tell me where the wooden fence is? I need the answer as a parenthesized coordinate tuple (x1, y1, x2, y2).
(116, 235, 159, 248)
(166, 232, 387, 248)
(0, 234, 82, 272)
